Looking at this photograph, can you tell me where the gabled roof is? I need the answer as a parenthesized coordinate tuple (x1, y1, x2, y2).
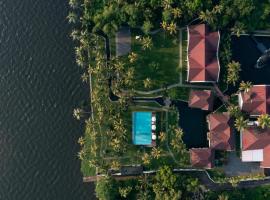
(190, 148, 214, 169)
(208, 113, 235, 151)
(242, 128, 270, 168)
(239, 85, 270, 116)
(188, 90, 214, 111)
(187, 24, 220, 82)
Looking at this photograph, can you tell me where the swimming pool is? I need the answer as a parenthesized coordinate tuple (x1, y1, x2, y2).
(132, 112, 152, 145)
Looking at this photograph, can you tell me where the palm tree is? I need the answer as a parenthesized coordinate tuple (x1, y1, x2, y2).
(70, 29, 80, 41)
(73, 108, 84, 120)
(239, 81, 253, 93)
(81, 72, 88, 83)
(166, 22, 177, 35)
(199, 10, 214, 24)
(142, 153, 151, 165)
(218, 194, 229, 200)
(111, 160, 120, 170)
(141, 36, 153, 50)
(77, 149, 85, 160)
(227, 105, 241, 118)
(172, 8, 181, 19)
(213, 5, 223, 14)
(234, 116, 248, 132)
(258, 114, 270, 129)
(227, 61, 241, 86)
(231, 22, 246, 37)
(78, 137, 85, 146)
(159, 132, 166, 142)
(151, 147, 162, 159)
(162, 0, 172, 10)
(73, 108, 90, 120)
(69, 0, 78, 9)
(143, 78, 152, 89)
(119, 186, 132, 198)
(161, 21, 167, 30)
(67, 12, 77, 24)
(128, 52, 138, 63)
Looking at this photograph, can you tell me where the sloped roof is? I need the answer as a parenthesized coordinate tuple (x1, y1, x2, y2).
(242, 128, 270, 168)
(208, 113, 235, 151)
(188, 90, 214, 111)
(190, 148, 214, 169)
(187, 24, 220, 82)
(239, 85, 270, 116)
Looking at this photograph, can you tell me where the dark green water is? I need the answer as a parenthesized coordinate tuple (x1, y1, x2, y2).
(0, 0, 94, 199)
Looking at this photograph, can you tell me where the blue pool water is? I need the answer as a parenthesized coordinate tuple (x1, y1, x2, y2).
(132, 112, 152, 145)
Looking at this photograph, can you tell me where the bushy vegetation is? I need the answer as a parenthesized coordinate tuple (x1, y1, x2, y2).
(96, 166, 206, 200)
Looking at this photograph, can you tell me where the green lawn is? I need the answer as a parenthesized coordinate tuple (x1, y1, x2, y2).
(130, 29, 180, 90)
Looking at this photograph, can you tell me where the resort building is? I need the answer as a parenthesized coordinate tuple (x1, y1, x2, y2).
(241, 127, 270, 168)
(132, 112, 157, 146)
(238, 85, 270, 117)
(187, 24, 220, 82)
(207, 113, 235, 151)
(190, 148, 214, 169)
(188, 90, 214, 111)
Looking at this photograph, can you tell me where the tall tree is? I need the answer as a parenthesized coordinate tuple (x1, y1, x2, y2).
(152, 166, 182, 200)
(234, 116, 248, 132)
(239, 81, 253, 93)
(227, 61, 241, 86)
(258, 114, 270, 129)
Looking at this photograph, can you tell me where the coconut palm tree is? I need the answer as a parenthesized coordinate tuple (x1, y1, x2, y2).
(111, 160, 120, 170)
(231, 22, 246, 37)
(151, 147, 162, 159)
(69, 0, 78, 9)
(159, 132, 166, 142)
(172, 8, 181, 19)
(166, 22, 177, 35)
(67, 12, 77, 24)
(227, 105, 241, 118)
(142, 153, 151, 165)
(161, 21, 167, 30)
(141, 36, 153, 50)
(227, 61, 241, 86)
(73, 108, 84, 120)
(258, 114, 270, 129)
(143, 78, 152, 89)
(239, 81, 253, 93)
(119, 186, 132, 198)
(73, 108, 91, 120)
(218, 194, 229, 200)
(199, 10, 214, 24)
(70, 29, 80, 41)
(81, 72, 88, 83)
(234, 116, 248, 132)
(128, 52, 138, 63)
(162, 0, 172, 10)
(77, 149, 85, 160)
(78, 137, 85, 146)
(213, 5, 223, 14)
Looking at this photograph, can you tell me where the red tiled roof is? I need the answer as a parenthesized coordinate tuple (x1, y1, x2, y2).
(188, 90, 214, 111)
(190, 148, 214, 169)
(208, 113, 235, 151)
(239, 85, 270, 116)
(242, 128, 270, 168)
(187, 24, 220, 82)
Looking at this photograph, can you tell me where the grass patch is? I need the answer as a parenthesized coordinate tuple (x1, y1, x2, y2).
(130, 29, 180, 90)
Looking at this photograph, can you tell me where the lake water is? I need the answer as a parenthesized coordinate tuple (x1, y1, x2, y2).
(0, 0, 95, 199)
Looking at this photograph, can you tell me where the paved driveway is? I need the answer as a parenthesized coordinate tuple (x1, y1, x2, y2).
(222, 152, 263, 177)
